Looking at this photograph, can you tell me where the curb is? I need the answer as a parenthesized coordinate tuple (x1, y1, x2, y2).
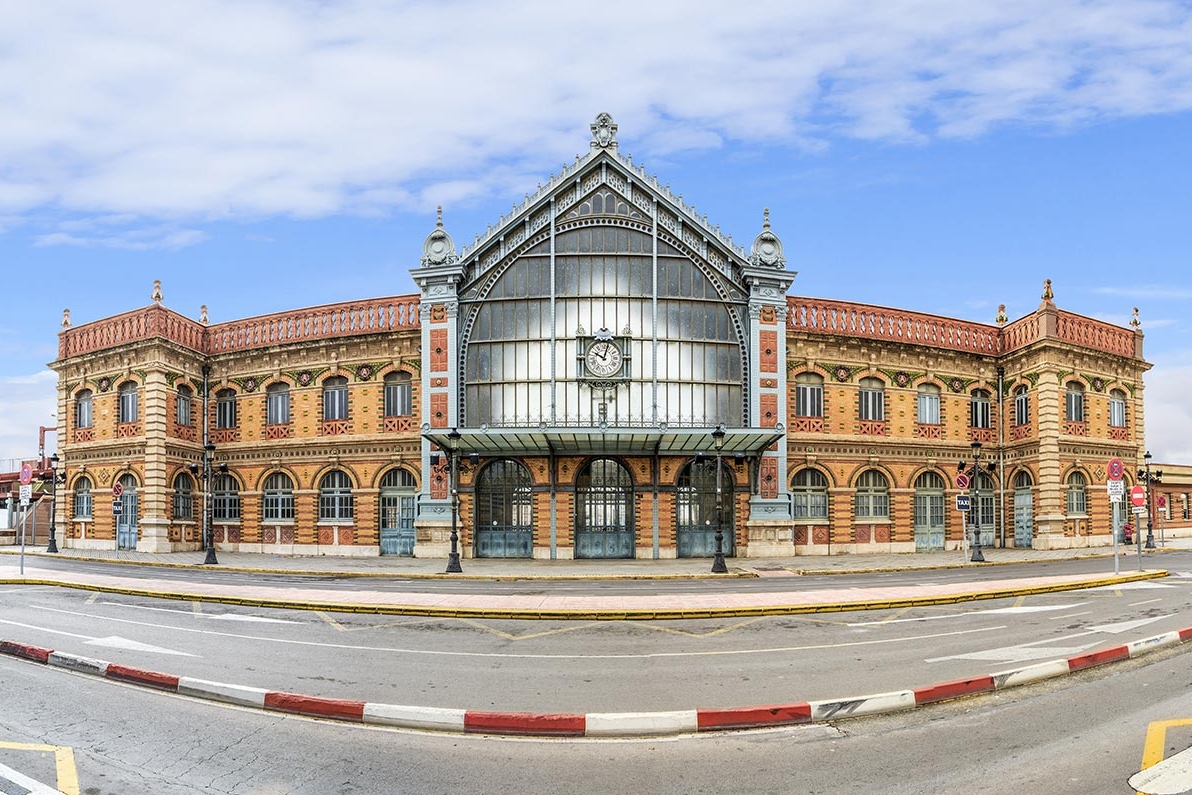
(6, 627, 1192, 738)
(0, 569, 1168, 620)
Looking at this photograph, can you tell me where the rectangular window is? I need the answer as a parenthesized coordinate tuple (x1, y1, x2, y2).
(324, 385, 348, 421)
(216, 393, 237, 429)
(917, 393, 940, 425)
(76, 397, 93, 429)
(213, 491, 241, 521)
(855, 493, 889, 519)
(74, 491, 92, 519)
(119, 389, 138, 423)
(176, 394, 191, 427)
(971, 395, 991, 429)
(1066, 391, 1084, 422)
(1067, 487, 1087, 516)
(1109, 397, 1126, 427)
(793, 492, 828, 519)
(267, 391, 290, 425)
(859, 389, 884, 421)
(1015, 391, 1029, 425)
(263, 492, 295, 521)
(795, 384, 822, 417)
(173, 490, 193, 520)
(384, 380, 413, 417)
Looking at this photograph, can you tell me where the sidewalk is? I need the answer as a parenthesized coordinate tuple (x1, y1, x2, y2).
(2, 537, 1181, 580)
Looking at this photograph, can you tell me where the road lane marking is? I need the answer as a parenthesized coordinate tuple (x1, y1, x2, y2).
(1133, 718, 1192, 794)
(92, 602, 303, 624)
(924, 615, 1172, 663)
(0, 619, 195, 657)
(6, 608, 1006, 660)
(849, 602, 1085, 627)
(0, 742, 79, 795)
(1130, 598, 1164, 607)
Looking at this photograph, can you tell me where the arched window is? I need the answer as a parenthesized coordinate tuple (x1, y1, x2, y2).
(917, 384, 941, 425)
(263, 472, 294, 521)
(970, 389, 991, 429)
(1066, 471, 1088, 516)
(855, 470, 889, 519)
(1065, 382, 1085, 422)
(859, 378, 884, 422)
(216, 389, 237, 429)
(212, 473, 240, 521)
(384, 373, 413, 417)
(75, 389, 93, 429)
(73, 476, 93, 519)
(1109, 389, 1127, 428)
(172, 472, 194, 520)
(1014, 385, 1030, 425)
(792, 469, 829, 519)
(176, 385, 193, 427)
(319, 470, 354, 521)
(323, 376, 349, 421)
(118, 382, 138, 423)
(795, 373, 823, 418)
(266, 383, 290, 425)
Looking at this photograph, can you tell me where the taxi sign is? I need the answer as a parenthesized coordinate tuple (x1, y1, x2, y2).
(956, 494, 971, 512)
(112, 500, 123, 516)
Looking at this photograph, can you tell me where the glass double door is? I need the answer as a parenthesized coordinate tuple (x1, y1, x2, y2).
(574, 459, 634, 559)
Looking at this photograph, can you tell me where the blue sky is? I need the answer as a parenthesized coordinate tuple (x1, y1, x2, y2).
(2, 0, 1191, 467)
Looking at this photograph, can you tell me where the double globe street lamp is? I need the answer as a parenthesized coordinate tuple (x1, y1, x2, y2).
(958, 441, 995, 562)
(1138, 450, 1163, 551)
(45, 452, 62, 553)
(710, 423, 728, 574)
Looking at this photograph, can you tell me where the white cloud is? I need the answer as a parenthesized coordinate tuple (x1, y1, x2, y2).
(0, 0, 1188, 226)
(0, 370, 58, 468)
(34, 225, 207, 251)
(1144, 352, 1192, 464)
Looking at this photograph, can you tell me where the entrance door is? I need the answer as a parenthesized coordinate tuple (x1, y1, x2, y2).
(1013, 471, 1034, 547)
(575, 459, 634, 559)
(379, 469, 416, 556)
(913, 472, 945, 551)
(116, 475, 138, 550)
(475, 460, 533, 558)
(675, 459, 734, 558)
(974, 473, 997, 548)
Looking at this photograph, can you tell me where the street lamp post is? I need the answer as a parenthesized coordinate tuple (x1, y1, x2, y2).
(202, 441, 217, 564)
(445, 428, 464, 574)
(969, 441, 985, 563)
(1139, 451, 1163, 551)
(711, 423, 728, 574)
(46, 453, 60, 553)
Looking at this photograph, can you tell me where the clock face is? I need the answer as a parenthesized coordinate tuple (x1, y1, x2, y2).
(585, 341, 623, 377)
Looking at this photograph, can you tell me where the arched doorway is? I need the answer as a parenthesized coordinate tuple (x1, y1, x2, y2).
(116, 473, 138, 550)
(675, 458, 734, 558)
(913, 471, 946, 551)
(574, 459, 634, 559)
(1013, 471, 1034, 547)
(474, 460, 533, 558)
(379, 468, 417, 556)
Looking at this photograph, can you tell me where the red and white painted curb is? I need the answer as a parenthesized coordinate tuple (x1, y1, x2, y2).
(6, 628, 1192, 737)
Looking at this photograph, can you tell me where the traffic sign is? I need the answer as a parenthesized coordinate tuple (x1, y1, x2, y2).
(18, 484, 31, 506)
(112, 482, 124, 498)
(956, 494, 971, 512)
(1110, 494, 1121, 504)
(1130, 485, 1147, 508)
(1133, 505, 1147, 515)
(1107, 457, 1125, 481)
(955, 473, 970, 490)
(19, 464, 32, 486)
(1157, 495, 1167, 510)
(112, 500, 123, 516)
(1107, 480, 1125, 497)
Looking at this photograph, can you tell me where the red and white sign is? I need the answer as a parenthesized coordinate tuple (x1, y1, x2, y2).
(18, 464, 32, 486)
(1158, 495, 1167, 510)
(955, 473, 970, 490)
(1130, 485, 1147, 508)
(1107, 457, 1125, 480)
(112, 482, 124, 498)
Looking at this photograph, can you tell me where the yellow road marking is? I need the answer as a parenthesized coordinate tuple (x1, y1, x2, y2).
(1141, 717, 1192, 771)
(0, 741, 80, 795)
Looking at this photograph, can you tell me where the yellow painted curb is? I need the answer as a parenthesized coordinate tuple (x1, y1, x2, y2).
(0, 570, 1166, 620)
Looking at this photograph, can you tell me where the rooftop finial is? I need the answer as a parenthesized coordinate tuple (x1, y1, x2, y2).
(763, 207, 771, 230)
(436, 205, 443, 228)
(200, 305, 209, 325)
(590, 112, 618, 149)
(152, 279, 163, 304)
(61, 308, 71, 328)
(995, 304, 1008, 327)
(1130, 306, 1141, 328)
(1041, 278, 1054, 304)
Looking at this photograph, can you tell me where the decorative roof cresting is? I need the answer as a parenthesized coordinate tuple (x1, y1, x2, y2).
(749, 208, 786, 268)
(421, 205, 458, 267)
(590, 112, 618, 149)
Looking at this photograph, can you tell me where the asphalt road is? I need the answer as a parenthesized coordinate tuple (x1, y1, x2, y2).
(2, 564, 1191, 714)
(2, 644, 1189, 794)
